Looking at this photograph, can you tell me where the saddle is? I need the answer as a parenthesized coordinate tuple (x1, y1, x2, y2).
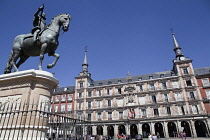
(23, 27, 46, 41)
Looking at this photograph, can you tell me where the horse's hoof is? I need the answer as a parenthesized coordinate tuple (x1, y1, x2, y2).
(47, 64, 53, 69)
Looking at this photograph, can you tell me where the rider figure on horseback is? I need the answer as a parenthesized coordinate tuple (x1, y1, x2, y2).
(32, 5, 46, 42)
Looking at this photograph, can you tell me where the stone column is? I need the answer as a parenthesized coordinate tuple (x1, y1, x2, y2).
(163, 122, 169, 138)
(138, 123, 142, 135)
(177, 121, 182, 133)
(103, 125, 108, 136)
(114, 125, 118, 139)
(190, 120, 197, 137)
(126, 123, 130, 136)
(150, 122, 155, 135)
(0, 70, 58, 140)
(92, 126, 97, 135)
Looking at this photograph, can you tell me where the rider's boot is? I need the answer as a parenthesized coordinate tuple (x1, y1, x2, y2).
(33, 30, 39, 42)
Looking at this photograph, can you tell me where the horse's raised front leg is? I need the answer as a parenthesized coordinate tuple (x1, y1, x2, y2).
(47, 52, 60, 69)
(38, 43, 47, 70)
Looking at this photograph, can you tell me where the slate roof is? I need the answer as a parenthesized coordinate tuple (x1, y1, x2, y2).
(54, 67, 210, 93)
(194, 67, 210, 76)
(53, 86, 75, 95)
(92, 70, 174, 86)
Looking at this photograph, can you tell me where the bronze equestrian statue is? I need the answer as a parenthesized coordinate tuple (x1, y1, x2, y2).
(32, 5, 47, 42)
(4, 5, 72, 74)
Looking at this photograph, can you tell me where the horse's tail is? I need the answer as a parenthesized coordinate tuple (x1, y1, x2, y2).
(4, 51, 14, 74)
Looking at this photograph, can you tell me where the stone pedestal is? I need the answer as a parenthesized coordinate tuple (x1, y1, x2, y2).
(0, 69, 58, 140)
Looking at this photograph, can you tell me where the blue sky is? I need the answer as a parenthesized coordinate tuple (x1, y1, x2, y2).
(0, 0, 210, 87)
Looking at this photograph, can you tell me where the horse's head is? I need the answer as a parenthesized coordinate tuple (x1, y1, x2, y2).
(59, 13, 72, 32)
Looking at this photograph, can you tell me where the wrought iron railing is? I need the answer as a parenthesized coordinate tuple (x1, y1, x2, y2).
(0, 101, 89, 140)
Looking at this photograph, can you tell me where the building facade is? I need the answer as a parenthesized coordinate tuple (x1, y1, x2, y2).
(51, 33, 210, 138)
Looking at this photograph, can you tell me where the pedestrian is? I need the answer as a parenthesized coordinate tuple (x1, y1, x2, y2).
(179, 132, 184, 140)
(152, 134, 157, 140)
(183, 131, 186, 140)
(156, 132, 160, 139)
(148, 133, 152, 140)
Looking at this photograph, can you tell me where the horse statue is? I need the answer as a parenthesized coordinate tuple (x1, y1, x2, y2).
(4, 13, 71, 74)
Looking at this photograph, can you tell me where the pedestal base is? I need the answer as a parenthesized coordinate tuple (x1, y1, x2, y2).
(0, 69, 58, 140)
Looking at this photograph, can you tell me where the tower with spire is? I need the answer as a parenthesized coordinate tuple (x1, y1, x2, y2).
(171, 32, 204, 120)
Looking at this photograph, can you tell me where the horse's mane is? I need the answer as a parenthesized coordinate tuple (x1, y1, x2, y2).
(47, 13, 70, 27)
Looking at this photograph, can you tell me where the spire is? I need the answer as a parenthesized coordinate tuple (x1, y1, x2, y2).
(171, 32, 185, 60)
(82, 47, 88, 74)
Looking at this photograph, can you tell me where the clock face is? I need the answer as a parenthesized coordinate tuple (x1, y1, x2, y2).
(180, 57, 185, 60)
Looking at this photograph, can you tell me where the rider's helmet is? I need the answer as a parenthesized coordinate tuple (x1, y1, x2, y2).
(41, 12, 46, 20)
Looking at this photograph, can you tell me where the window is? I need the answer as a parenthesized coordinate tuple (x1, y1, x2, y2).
(139, 85, 143, 91)
(195, 105, 199, 114)
(160, 74, 164, 78)
(118, 80, 122, 83)
(118, 88, 122, 94)
(186, 80, 192, 86)
(98, 90, 101, 96)
(107, 89, 110, 95)
(149, 76, 153, 79)
(98, 101, 100, 108)
(55, 95, 59, 101)
(202, 78, 210, 87)
(167, 107, 171, 115)
(181, 106, 185, 115)
(154, 109, 159, 116)
(98, 113, 101, 120)
(152, 96, 157, 103)
(171, 72, 176, 76)
(164, 94, 168, 102)
(142, 109, 147, 117)
(138, 77, 142, 81)
(78, 103, 81, 110)
(99, 83, 103, 86)
(88, 91, 92, 97)
(189, 92, 195, 99)
(80, 83, 83, 88)
(108, 112, 112, 119)
(183, 68, 189, 74)
(67, 103, 72, 111)
(128, 79, 132, 82)
(108, 100, 111, 107)
(175, 92, 182, 101)
(162, 82, 167, 89)
(88, 114, 91, 120)
(108, 81, 112, 85)
(61, 104, 65, 111)
(150, 84, 155, 90)
(206, 90, 210, 99)
(119, 112, 123, 119)
(54, 105, 58, 112)
(62, 94, 66, 101)
(68, 94, 72, 100)
(88, 102, 91, 109)
(79, 93, 82, 98)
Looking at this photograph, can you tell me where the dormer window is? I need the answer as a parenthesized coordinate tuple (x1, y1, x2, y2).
(128, 79, 132, 82)
(138, 77, 142, 81)
(108, 81, 112, 85)
(171, 72, 176, 76)
(64, 87, 68, 91)
(118, 80, 122, 83)
(160, 74, 164, 78)
(149, 75, 153, 79)
(99, 83, 103, 86)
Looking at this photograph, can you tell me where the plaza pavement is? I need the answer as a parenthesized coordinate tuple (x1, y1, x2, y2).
(143, 138, 209, 140)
